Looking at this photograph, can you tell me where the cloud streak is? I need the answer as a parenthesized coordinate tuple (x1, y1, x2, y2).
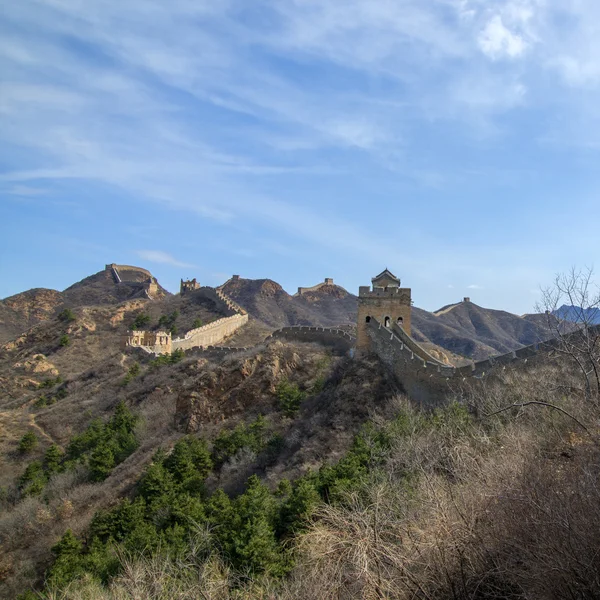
(136, 250, 195, 269)
(2, 0, 600, 312)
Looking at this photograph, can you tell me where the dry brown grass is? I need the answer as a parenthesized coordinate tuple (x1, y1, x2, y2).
(6, 355, 600, 600)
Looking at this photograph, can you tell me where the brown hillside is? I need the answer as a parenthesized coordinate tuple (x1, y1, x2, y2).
(0, 267, 170, 344)
(411, 302, 554, 361)
(0, 333, 396, 598)
(220, 278, 357, 329)
(0, 289, 63, 344)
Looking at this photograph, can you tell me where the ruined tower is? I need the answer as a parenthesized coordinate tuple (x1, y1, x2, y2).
(356, 269, 412, 351)
(180, 278, 200, 295)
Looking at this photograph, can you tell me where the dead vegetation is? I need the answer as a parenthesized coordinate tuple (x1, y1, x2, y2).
(23, 356, 600, 600)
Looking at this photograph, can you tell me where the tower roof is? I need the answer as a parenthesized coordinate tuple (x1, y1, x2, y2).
(372, 268, 400, 286)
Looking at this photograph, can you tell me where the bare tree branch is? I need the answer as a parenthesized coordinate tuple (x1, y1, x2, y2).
(485, 401, 592, 436)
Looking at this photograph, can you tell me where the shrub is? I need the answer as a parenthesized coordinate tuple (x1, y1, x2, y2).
(212, 415, 269, 465)
(34, 395, 48, 408)
(121, 362, 141, 386)
(132, 313, 151, 330)
(57, 308, 75, 323)
(65, 401, 139, 481)
(311, 376, 326, 394)
(47, 529, 84, 588)
(19, 461, 46, 496)
(43, 445, 64, 474)
(18, 431, 38, 454)
(39, 375, 63, 389)
(59, 334, 70, 347)
(158, 310, 179, 330)
(149, 348, 184, 370)
(276, 380, 306, 417)
(210, 475, 285, 576)
(89, 444, 116, 482)
(192, 318, 203, 329)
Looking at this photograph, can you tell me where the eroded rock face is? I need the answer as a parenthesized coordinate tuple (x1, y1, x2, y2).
(13, 354, 59, 376)
(175, 341, 330, 433)
(109, 300, 147, 327)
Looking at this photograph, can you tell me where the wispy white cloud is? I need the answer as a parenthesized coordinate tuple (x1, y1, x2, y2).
(478, 15, 527, 59)
(1, 0, 600, 314)
(135, 250, 195, 268)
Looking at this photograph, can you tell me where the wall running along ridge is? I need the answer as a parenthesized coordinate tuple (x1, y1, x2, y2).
(106, 263, 158, 299)
(122, 285, 248, 355)
(266, 325, 355, 352)
(367, 317, 600, 406)
(171, 313, 248, 351)
(296, 278, 335, 296)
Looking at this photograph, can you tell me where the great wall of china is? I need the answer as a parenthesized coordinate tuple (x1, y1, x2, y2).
(122, 269, 592, 406)
(122, 278, 249, 355)
(106, 264, 159, 299)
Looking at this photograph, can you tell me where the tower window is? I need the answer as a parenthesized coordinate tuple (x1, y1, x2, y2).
(365, 316, 371, 323)
(384, 316, 391, 328)
(397, 316, 404, 326)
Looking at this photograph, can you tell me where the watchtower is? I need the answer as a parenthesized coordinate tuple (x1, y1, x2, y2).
(356, 269, 412, 351)
(180, 278, 200, 295)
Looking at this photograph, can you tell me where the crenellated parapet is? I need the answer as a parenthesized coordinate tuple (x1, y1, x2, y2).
(122, 329, 172, 354)
(266, 325, 355, 352)
(171, 313, 248, 352)
(357, 269, 412, 351)
(122, 284, 249, 356)
(365, 314, 600, 406)
(105, 263, 159, 299)
(296, 278, 335, 296)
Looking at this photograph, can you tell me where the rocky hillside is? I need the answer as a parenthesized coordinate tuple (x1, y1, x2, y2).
(0, 328, 396, 597)
(219, 278, 556, 361)
(412, 301, 554, 361)
(0, 267, 169, 344)
(1, 267, 563, 364)
(553, 304, 600, 325)
(0, 289, 64, 344)
(220, 278, 357, 328)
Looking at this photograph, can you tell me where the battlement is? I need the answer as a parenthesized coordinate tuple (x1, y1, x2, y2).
(180, 278, 201, 295)
(296, 278, 336, 296)
(358, 286, 411, 299)
(357, 269, 412, 350)
(105, 264, 159, 298)
(106, 264, 153, 281)
(123, 284, 248, 356)
(122, 329, 172, 354)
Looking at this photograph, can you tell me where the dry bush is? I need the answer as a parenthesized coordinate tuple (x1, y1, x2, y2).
(277, 380, 600, 600)
(42, 550, 282, 600)
(44, 466, 89, 502)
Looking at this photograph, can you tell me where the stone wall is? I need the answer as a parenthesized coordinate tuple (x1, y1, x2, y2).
(357, 286, 412, 351)
(106, 264, 158, 298)
(171, 313, 249, 351)
(123, 286, 249, 355)
(266, 325, 355, 353)
(296, 278, 335, 296)
(367, 319, 455, 407)
(122, 329, 172, 354)
(106, 264, 154, 281)
(366, 317, 600, 407)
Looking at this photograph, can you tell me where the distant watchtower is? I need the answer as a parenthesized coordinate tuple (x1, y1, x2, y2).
(180, 278, 200, 295)
(356, 269, 412, 351)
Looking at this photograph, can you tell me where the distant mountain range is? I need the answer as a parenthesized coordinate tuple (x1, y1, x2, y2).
(553, 304, 600, 325)
(0, 267, 568, 362)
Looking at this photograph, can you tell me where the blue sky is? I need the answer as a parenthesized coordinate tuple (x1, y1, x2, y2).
(1, 0, 599, 314)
